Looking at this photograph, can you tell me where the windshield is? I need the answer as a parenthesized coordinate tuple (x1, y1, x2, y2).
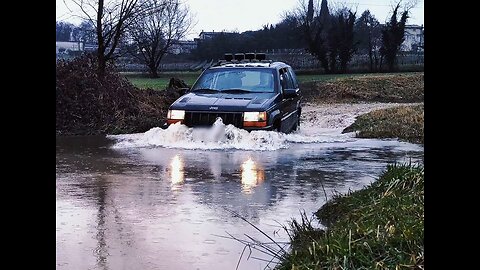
(191, 68, 276, 93)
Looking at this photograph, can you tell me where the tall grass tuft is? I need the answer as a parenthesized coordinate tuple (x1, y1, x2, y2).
(277, 164, 424, 270)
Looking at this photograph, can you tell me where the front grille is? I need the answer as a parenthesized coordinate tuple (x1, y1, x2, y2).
(184, 111, 243, 128)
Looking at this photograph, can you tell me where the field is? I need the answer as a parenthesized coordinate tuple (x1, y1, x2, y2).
(122, 72, 200, 90)
(123, 71, 423, 90)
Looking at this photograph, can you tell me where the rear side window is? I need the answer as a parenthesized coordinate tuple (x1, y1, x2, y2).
(287, 68, 299, 89)
(280, 68, 295, 89)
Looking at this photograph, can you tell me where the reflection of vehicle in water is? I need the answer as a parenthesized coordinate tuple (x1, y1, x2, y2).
(241, 158, 265, 193)
(166, 53, 302, 133)
(169, 155, 184, 189)
(155, 150, 276, 219)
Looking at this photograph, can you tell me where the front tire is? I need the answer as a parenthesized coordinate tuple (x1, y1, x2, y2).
(292, 112, 301, 132)
(274, 119, 282, 133)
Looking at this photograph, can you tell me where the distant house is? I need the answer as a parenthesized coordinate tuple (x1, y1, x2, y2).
(56, 41, 84, 54)
(169, 40, 197, 55)
(83, 43, 99, 52)
(402, 25, 424, 52)
(56, 41, 122, 59)
(198, 30, 234, 40)
(78, 43, 120, 54)
(198, 31, 217, 40)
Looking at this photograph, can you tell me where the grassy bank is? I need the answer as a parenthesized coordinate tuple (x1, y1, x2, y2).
(301, 72, 424, 103)
(278, 164, 424, 270)
(343, 105, 424, 144)
(124, 71, 424, 97)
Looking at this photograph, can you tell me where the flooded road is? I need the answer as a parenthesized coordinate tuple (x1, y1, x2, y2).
(56, 103, 423, 270)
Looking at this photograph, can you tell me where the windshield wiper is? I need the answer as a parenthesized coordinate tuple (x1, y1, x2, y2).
(221, 89, 255, 93)
(191, 88, 220, 93)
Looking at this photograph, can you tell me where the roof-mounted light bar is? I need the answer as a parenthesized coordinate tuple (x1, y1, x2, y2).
(220, 52, 269, 65)
(224, 53, 233, 61)
(245, 53, 255, 60)
(255, 53, 266, 61)
(234, 53, 245, 61)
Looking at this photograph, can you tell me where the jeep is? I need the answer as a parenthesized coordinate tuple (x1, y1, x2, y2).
(165, 53, 302, 133)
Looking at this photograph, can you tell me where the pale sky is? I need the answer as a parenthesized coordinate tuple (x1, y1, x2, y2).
(56, 0, 424, 40)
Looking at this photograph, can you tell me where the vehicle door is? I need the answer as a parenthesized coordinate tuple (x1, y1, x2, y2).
(287, 66, 301, 118)
(279, 67, 299, 132)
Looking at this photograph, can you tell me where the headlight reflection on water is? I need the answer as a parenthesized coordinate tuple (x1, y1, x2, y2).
(170, 154, 184, 189)
(241, 157, 265, 193)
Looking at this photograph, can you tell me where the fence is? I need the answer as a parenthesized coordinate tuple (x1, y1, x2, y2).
(59, 50, 423, 73)
(264, 50, 424, 70)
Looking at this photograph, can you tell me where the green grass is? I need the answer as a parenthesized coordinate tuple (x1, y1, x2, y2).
(301, 72, 424, 103)
(343, 105, 424, 144)
(278, 164, 424, 270)
(296, 72, 423, 83)
(124, 71, 423, 90)
(297, 73, 376, 83)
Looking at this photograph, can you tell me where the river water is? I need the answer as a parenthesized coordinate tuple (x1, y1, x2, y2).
(56, 103, 424, 270)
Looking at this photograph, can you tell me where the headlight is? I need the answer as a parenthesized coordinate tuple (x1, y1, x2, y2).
(167, 109, 185, 120)
(243, 112, 267, 124)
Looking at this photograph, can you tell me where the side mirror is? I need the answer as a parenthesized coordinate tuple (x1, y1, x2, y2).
(283, 88, 299, 98)
(180, 87, 190, 95)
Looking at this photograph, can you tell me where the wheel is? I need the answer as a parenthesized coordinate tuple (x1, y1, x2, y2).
(292, 112, 301, 132)
(274, 119, 282, 133)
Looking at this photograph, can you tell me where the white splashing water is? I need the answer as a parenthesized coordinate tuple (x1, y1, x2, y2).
(108, 103, 420, 151)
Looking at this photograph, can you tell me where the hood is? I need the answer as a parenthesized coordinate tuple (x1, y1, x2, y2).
(169, 92, 278, 111)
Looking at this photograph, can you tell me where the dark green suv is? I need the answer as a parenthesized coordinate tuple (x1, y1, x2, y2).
(166, 53, 301, 133)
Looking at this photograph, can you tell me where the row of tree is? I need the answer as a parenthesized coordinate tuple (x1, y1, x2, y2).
(57, 0, 193, 78)
(56, 21, 96, 43)
(57, 0, 417, 78)
(193, 0, 415, 73)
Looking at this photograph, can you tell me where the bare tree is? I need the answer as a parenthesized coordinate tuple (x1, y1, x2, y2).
(67, 0, 163, 78)
(127, 0, 193, 77)
(380, 0, 419, 71)
(292, 0, 357, 73)
(380, 4, 408, 71)
(334, 9, 357, 73)
(355, 10, 382, 72)
(71, 20, 97, 43)
(294, 0, 330, 72)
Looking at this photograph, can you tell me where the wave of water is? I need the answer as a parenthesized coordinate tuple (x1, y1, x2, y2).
(108, 103, 417, 151)
(109, 118, 353, 151)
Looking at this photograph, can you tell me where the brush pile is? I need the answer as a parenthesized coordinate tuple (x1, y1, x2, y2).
(56, 54, 186, 135)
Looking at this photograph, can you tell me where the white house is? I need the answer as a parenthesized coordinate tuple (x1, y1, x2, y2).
(198, 30, 234, 40)
(169, 40, 197, 55)
(56, 41, 84, 54)
(402, 24, 424, 52)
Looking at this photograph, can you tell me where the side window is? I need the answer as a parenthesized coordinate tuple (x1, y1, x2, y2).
(287, 68, 299, 89)
(279, 69, 287, 91)
(283, 68, 295, 89)
(280, 68, 295, 90)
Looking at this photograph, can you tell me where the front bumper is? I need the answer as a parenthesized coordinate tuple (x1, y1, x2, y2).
(162, 121, 274, 131)
(242, 125, 275, 131)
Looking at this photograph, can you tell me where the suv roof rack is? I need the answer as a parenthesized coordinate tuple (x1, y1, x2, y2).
(212, 53, 272, 67)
